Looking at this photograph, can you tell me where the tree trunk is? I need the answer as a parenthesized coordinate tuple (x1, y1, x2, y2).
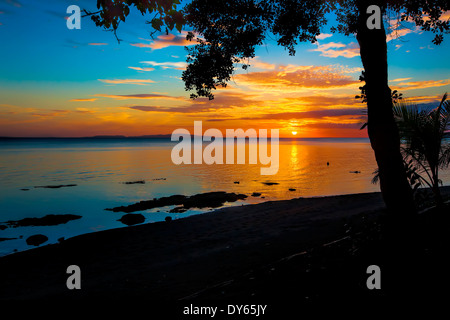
(356, 1, 416, 217)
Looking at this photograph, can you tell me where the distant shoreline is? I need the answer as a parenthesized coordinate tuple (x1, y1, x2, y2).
(0, 136, 370, 141)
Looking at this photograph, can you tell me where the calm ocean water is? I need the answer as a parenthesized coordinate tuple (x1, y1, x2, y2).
(1, 138, 448, 256)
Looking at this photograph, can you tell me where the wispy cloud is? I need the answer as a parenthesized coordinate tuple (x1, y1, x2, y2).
(128, 67, 155, 72)
(247, 57, 276, 70)
(95, 93, 185, 101)
(0, 103, 35, 114)
(140, 60, 187, 70)
(394, 79, 450, 91)
(69, 98, 97, 102)
(74, 108, 96, 114)
(129, 105, 212, 113)
(88, 43, 108, 46)
(238, 107, 365, 121)
(130, 32, 195, 50)
(31, 109, 70, 118)
(316, 33, 333, 40)
(391, 77, 412, 82)
(406, 94, 444, 105)
(281, 95, 361, 107)
(386, 26, 419, 42)
(385, 16, 425, 43)
(127, 91, 260, 114)
(98, 79, 156, 85)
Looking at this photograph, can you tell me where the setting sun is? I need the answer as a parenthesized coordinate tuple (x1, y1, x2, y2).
(292, 131, 298, 136)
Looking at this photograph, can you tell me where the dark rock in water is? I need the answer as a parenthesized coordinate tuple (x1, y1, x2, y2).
(234, 181, 240, 184)
(349, 171, 361, 174)
(0, 225, 7, 230)
(6, 214, 82, 228)
(251, 192, 262, 197)
(152, 178, 166, 181)
(165, 216, 172, 222)
(183, 192, 247, 209)
(20, 188, 30, 191)
(107, 194, 187, 213)
(123, 180, 145, 184)
(118, 213, 145, 226)
(0, 237, 17, 242)
(34, 184, 77, 189)
(106, 191, 247, 213)
(58, 237, 65, 243)
(26, 234, 48, 246)
(169, 206, 187, 213)
(262, 182, 279, 186)
(289, 188, 296, 191)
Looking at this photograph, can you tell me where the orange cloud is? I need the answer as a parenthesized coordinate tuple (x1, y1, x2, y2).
(282, 95, 361, 107)
(75, 108, 96, 114)
(31, 109, 70, 118)
(405, 95, 443, 104)
(236, 107, 365, 121)
(130, 32, 195, 50)
(70, 98, 97, 102)
(394, 79, 450, 91)
(235, 65, 358, 89)
(128, 67, 155, 72)
(386, 26, 419, 42)
(247, 57, 276, 70)
(128, 92, 260, 114)
(441, 11, 450, 20)
(391, 77, 412, 82)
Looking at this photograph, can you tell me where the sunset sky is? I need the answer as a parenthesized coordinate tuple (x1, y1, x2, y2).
(0, 0, 449, 138)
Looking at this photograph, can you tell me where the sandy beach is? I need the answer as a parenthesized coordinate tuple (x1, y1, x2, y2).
(1, 188, 449, 315)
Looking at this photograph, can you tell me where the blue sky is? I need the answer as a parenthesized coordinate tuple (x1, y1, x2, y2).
(0, 0, 449, 137)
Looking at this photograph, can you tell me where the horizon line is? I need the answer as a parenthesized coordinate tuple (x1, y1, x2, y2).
(0, 135, 370, 139)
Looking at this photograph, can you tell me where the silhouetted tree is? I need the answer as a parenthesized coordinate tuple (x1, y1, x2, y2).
(88, 0, 450, 217)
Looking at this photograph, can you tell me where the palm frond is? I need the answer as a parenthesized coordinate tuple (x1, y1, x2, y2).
(395, 93, 450, 205)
